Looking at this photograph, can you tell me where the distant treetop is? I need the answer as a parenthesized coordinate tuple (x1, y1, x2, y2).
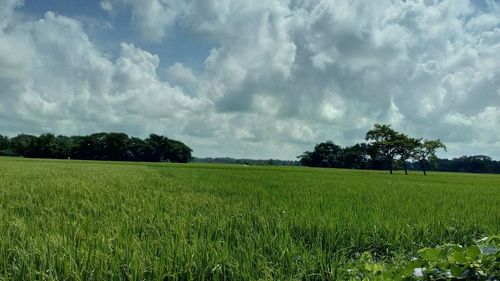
(298, 124, 499, 174)
(0, 132, 192, 163)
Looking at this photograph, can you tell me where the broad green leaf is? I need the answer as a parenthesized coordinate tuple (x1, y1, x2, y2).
(448, 251, 467, 264)
(364, 263, 384, 274)
(437, 247, 449, 259)
(403, 260, 423, 275)
(465, 245, 480, 259)
(449, 264, 463, 277)
(419, 248, 440, 262)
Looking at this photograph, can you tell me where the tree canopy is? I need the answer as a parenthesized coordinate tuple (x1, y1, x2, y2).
(412, 139, 446, 175)
(365, 124, 400, 174)
(299, 124, 451, 175)
(0, 132, 192, 163)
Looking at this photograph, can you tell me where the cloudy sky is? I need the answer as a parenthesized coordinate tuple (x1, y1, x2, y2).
(0, 0, 499, 159)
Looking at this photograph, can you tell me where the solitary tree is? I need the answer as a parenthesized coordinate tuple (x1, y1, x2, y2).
(412, 139, 446, 175)
(394, 134, 421, 175)
(365, 124, 400, 174)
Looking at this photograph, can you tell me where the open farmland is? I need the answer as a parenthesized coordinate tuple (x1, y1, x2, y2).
(0, 157, 498, 280)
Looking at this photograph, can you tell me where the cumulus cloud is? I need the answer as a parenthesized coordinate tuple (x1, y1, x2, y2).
(100, 1, 113, 12)
(0, 7, 204, 139)
(1, 0, 499, 159)
(166, 62, 197, 87)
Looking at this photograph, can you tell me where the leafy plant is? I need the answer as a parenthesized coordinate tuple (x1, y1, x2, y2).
(349, 236, 499, 280)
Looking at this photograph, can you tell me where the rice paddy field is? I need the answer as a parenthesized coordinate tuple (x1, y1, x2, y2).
(0, 156, 498, 280)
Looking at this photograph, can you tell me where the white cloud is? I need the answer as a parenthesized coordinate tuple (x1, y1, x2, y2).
(0, 9, 204, 139)
(100, 1, 113, 12)
(444, 112, 474, 126)
(1, 0, 499, 159)
(104, 0, 191, 42)
(166, 62, 197, 86)
(466, 13, 500, 31)
(0, 0, 22, 30)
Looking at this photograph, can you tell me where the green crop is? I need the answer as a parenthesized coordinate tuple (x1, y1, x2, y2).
(0, 157, 498, 280)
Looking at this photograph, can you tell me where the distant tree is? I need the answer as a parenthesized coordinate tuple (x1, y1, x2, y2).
(394, 134, 421, 175)
(165, 139, 193, 163)
(314, 141, 343, 167)
(442, 155, 494, 174)
(0, 135, 10, 151)
(102, 133, 131, 161)
(10, 134, 37, 156)
(365, 124, 400, 174)
(128, 137, 150, 161)
(412, 139, 446, 175)
(340, 143, 370, 169)
(69, 136, 87, 159)
(0, 132, 192, 163)
(74, 133, 107, 160)
(297, 151, 314, 166)
(365, 143, 385, 170)
(145, 134, 193, 163)
(195, 157, 300, 166)
(32, 133, 58, 158)
(297, 128, 496, 174)
(298, 141, 342, 167)
(54, 135, 76, 159)
(146, 134, 167, 162)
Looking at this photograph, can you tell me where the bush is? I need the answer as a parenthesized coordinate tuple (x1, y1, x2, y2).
(348, 236, 499, 280)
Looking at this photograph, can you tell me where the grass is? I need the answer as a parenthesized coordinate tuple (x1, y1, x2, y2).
(0, 157, 498, 280)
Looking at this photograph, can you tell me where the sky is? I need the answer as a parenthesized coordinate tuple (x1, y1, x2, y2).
(0, 0, 499, 160)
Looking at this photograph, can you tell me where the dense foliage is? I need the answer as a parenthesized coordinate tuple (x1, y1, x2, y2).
(433, 156, 500, 174)
(0, 158, 498, 280)
(0, 132, 192, 163)
(348, 236, 499, 280)
(299, 124, 500, 174)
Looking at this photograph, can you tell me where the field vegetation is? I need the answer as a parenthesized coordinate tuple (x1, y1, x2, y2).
(0, 157, 498, 280)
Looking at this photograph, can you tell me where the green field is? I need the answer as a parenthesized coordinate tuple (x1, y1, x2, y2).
(0, 157, 498, 280)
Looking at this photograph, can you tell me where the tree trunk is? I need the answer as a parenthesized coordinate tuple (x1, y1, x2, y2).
(420, 159, 427, 176)
(403, 160, 408, 175)
(389, 157, 393, 174)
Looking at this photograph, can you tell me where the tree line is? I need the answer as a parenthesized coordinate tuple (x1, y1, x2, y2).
(193, 157, 301, 166)
(432, 155, 500, 174)
(298, 123, 500, 175)
(0, 132, 192, 163)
